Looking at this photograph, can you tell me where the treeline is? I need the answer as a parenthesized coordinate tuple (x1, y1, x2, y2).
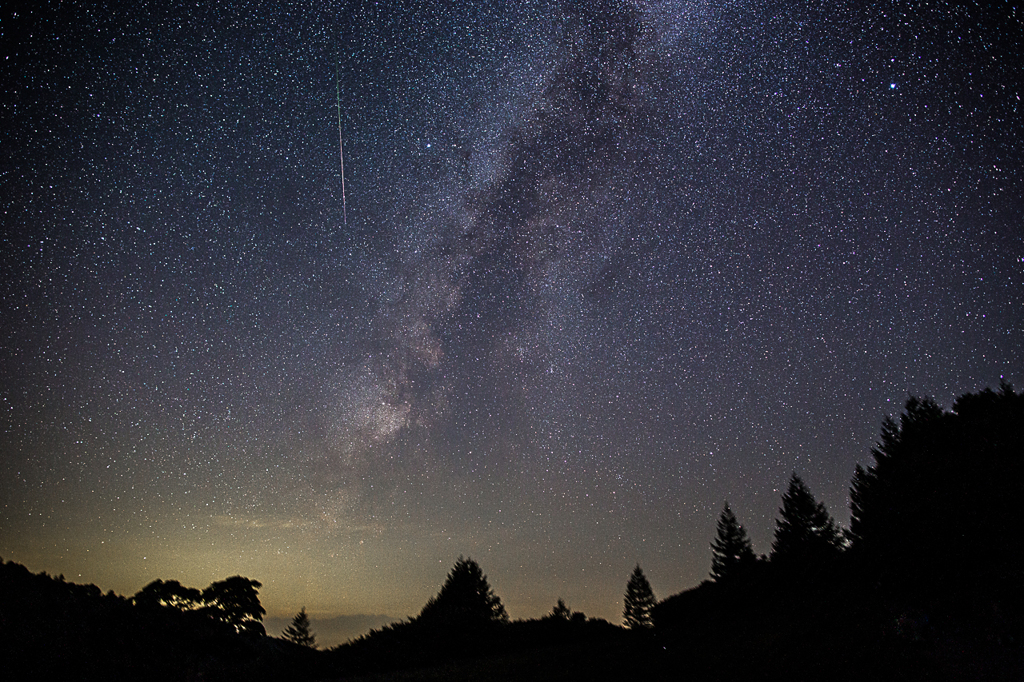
(334, 383, 1024, 679)
(2, 384, 1021, 680)
(652, 383, 1024, 681)
(0, 561, 320, 681)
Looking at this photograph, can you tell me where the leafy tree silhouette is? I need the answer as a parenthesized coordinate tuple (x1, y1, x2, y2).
(201, 576, 266, 635)
(771, 474, 842, 568)
(710, 502, 757, 582)
(416, 556, 508, 626)
(131, 578, 202, 611)
(622, 564, 655, 629)
(283, 606, 317, 648)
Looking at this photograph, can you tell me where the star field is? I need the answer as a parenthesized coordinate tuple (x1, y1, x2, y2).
(2, 0, 1022, 645)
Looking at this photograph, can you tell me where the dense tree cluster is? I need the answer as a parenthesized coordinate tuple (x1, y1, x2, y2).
(848, 384, 1024, 606)
(132, 575, 266, 636)
(0, 560, 282, 681)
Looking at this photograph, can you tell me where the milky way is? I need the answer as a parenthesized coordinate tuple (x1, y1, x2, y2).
(2, 0, 1021, 643)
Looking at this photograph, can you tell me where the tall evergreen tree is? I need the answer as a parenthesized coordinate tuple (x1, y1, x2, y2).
(622, 564, 655, 629)
(550, 598, 571, 620)
(771, 474, 842, 567)
(710, 503, 756, 582)
(849, 395, 944, 551)
(283, 606, 317, 648)
(417, 556, 508, 626)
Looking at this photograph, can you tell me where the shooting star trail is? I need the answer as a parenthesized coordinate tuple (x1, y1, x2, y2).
(335, 62, 348, 225)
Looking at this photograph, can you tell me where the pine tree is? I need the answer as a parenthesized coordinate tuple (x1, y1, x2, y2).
(710, 502, 756, 582)
(550, 598, 571, 620)
(771, 474, 842, 567)
(622, 564, 655, 629)
(283, 606, 317, 648)
(417, 556, 508, 626)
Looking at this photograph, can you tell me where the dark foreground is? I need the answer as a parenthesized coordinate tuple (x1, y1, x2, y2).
(2, 556, 1021, 682)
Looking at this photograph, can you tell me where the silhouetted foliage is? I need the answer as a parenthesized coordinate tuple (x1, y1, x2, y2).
(622, 564, 655, 629)
(202, 576, 267, 636)
(283, 606, 317, 648)
(130, 575, 266, 637)
(0, 559, 312, 682)
(710, 502, 757, 582)
(770, 473, 842, 568)
(849, 384, 1024, 612)
(550, 597, 571, 620)
(132, 578, 202, 611)
(416, 556, 508, 626)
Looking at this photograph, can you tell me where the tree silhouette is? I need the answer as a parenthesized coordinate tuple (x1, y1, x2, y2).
(849, 395, 946, 554)
(622, 564, 655, 629)
(849, 385, 1024, 607)
(771, 474, 842, 568)
(710, 502, 757, 582)
(417, 556, 508, 626)
(283, 606, 317, 648)
(201, 576, 266, 635)
(550, 598, 571, 620)
(131, 579, 202, 611)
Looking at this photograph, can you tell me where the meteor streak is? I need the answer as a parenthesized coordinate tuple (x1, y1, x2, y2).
(335, 62, 348, 225)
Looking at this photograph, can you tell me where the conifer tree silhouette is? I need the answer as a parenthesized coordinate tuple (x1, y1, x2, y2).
(550, 598, 571, 620)
(283, 606, 317, 648)
(849, 385, 1024, 604)
(622, 564, 655, 629)
(771, 474, 841, 567)
(417, 556, 508, 626)
(710, 502, 756, 582)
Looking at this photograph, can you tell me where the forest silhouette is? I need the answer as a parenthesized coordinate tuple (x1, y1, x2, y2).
(2, 385, 1021, 680)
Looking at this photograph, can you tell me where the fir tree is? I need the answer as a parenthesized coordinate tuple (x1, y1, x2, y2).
(771, 474, 842, 567)
(550, 598, 571, 620)
(622, 564, 655, 629)
(283, 606, 317, 648)
(710, 502, 756, 582)
(417, 556, 508, 626)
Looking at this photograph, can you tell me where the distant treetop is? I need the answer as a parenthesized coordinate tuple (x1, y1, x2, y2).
(283, 606, 317, 648)
(770, 473, 842, 568)
(131, 574, 266, 636)
(623, 564, 655, 629)
(710, 502, 757, 582)
(417, 556, 509, 626)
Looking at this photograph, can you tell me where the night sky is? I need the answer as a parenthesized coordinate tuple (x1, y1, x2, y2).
(2, 0, 1022, 645)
